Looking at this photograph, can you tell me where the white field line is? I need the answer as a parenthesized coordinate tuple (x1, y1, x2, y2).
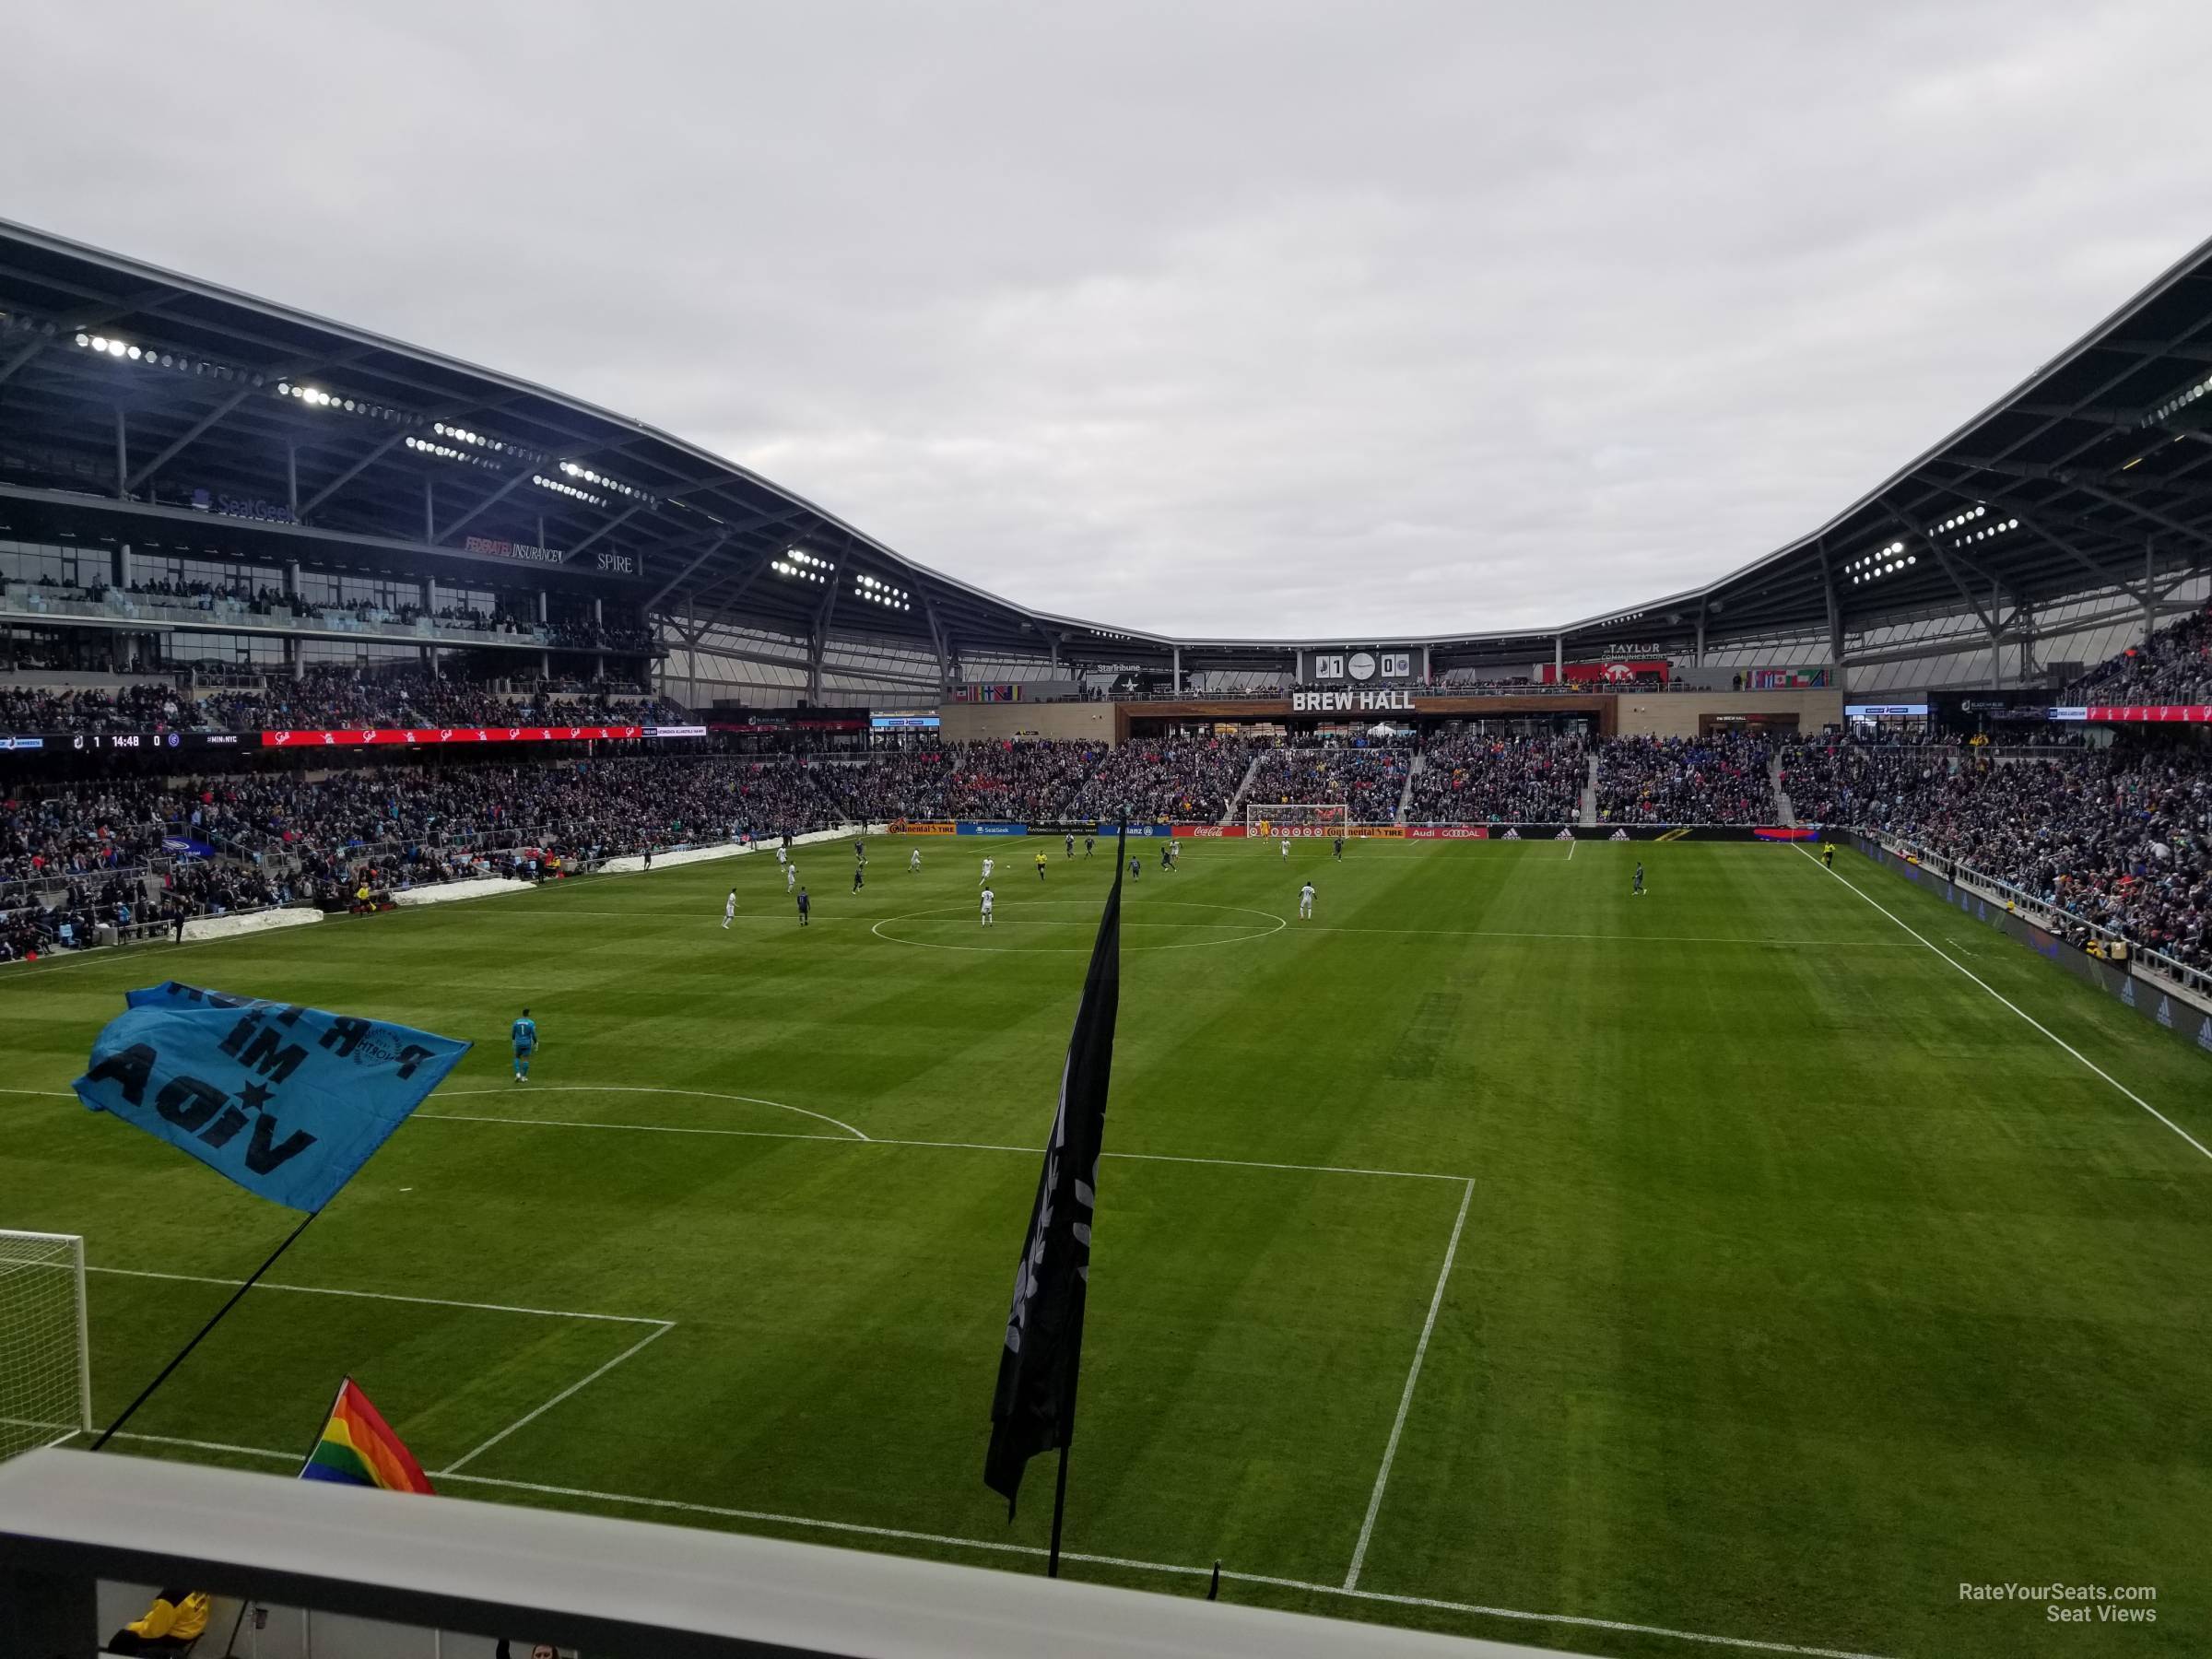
(412, 1110, 1470, 1184)
(1794, 846, 2212, 1164)
(429, 1469, 1896, 1659)
(84, 1264, 669, 1326)
(441, 1083, 869, 1142)
(437, 1322, 674, 1477)
(1344, 1177, 1474, 1591)
(37, 1431, 1905, 1655)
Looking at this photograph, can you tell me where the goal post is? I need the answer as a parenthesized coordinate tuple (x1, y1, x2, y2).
(1247, 802, 1350, 837)
(0, 1230, 91, 1461)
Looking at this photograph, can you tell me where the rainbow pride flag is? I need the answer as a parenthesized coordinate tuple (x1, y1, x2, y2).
(299, 1378, 435, 1494)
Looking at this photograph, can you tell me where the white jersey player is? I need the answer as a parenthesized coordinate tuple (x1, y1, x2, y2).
(1299, 880, 1315, 919)
(784, 863, 797, 893)
(910, 848, 923, 873)
(981, 855, 995, 883)
(1281, 835, 1290, 860)
(980, 885, 995, 926)
(776, 844, 788, 866)
(722, 889, 736, 930)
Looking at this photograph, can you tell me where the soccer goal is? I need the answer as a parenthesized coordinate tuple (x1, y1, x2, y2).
(0, 1230, 92, 1461)
(1248, 802, 1350, 837)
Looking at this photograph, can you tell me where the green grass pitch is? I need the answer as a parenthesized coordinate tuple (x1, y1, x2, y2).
(6, 835, 2209, 1657)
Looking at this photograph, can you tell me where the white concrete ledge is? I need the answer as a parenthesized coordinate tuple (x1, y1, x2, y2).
(388, 878, 534, 907)
(178, 907, 323, 942)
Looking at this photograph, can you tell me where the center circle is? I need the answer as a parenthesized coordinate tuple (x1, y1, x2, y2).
(870, 899, 1288, 954)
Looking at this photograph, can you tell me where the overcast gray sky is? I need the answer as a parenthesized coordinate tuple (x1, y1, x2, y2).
(7, 2, 2212, 637)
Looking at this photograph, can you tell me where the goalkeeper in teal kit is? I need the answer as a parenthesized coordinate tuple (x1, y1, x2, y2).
(511, 1008, 538, 1083)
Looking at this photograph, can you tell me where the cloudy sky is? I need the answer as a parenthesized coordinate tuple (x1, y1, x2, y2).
(6, 2, 2211, 637)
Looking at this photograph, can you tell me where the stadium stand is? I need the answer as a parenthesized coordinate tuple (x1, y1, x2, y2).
(1595, 735, 1776, 824)
(2063, 606, 2212, 705)
(1408, 734, 1586, 823)
(1782, 736, 2211, 969)
(1059, 735, 1256, 826)
(1247, 741, 1410, 822)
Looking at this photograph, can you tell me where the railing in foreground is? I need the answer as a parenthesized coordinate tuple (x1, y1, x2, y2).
(1870, 830, 2212, 1006)
(0, 1451, 1580, 1659)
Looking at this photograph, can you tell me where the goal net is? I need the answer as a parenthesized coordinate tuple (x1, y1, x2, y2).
(1247, 802, 1350, 837)
(0, 1231, 91, 1461)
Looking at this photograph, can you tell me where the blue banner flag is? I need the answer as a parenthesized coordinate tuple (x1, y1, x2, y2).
(72, 982, 470, 1212)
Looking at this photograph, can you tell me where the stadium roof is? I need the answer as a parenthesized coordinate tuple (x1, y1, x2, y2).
(2, 214, 2209, 674)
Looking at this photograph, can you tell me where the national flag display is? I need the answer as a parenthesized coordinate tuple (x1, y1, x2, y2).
(300, 1378, 436, 1493)
(984, 828, 1125, 1515)
(72, 982, 470, 1212)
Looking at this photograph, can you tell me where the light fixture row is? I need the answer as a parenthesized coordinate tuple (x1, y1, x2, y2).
(534, 474, 607, 508)
(1848, 541, 1916, 586)
(76, 331, 263, 387)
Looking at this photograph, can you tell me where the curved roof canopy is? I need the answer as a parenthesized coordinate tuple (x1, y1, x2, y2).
(2, 216, 2209, 671)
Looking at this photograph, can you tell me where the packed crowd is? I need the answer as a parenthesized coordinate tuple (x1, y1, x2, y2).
(7, 721, 2209, 971)
(197, 668, 687, 731)
(1061, 736, 1255, 824)
(2065, 607, 2212, 707)
(9, 572, 653, 653)
(0, 684, 194, 735)
(1408, 734, 1586, 822)
(1597, 735, 1776, 824)
(1, 670, 686, 735)
(828, 741, 1102, 822)
(0, 754, 864, 955)
(1783, 735, 2210, 969)
(1250, 742, 1410, 821)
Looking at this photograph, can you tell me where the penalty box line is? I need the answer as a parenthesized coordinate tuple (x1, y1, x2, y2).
(65, 1428, 1898, 1659)
(81, 1264, 677, 1480)
(417, 1105, 1478, 1589)
(1793, 847, 2212, 1165)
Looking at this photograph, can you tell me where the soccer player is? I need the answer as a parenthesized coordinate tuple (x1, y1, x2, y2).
(853, 838, 865, 865)
(785, 862, 797, 894)
(982, 854, 994, 883)
(1821, 843, 1835, 870)
(1159, 842, 1171, 872)
(1280, 834, 1290, 861)
(1037, 852, 1049, 881)
(981, 884, 995, 926)
(722, 888, 736, 930)
(1084, 834, 1095, 858)
(852, 861, 865, 894)
(776, 843, 788, 867)
(1333, 833, 1345, 862)
(796, 886, 810, 925)
(1128, 853, 1141, 881)
(910, 847, 924, 874)
(1632, 862, 1645, 897)
(1065, 831, 1076, 857)
(511, 1007, 537, 1083)
(1299, 879, 1315, 920)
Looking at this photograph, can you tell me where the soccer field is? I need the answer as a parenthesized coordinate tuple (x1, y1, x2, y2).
(6, 835, 2209, 1657)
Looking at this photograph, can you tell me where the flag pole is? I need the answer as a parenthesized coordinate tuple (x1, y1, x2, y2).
(89, 1209, 320, 1451)
(1047, 1441, 1072, 1578)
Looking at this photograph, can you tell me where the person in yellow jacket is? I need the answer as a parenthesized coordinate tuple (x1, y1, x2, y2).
(107, 1587, 210, 1654)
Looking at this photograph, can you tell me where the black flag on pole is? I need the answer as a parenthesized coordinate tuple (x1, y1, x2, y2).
(984, 822, 1125, 1521)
